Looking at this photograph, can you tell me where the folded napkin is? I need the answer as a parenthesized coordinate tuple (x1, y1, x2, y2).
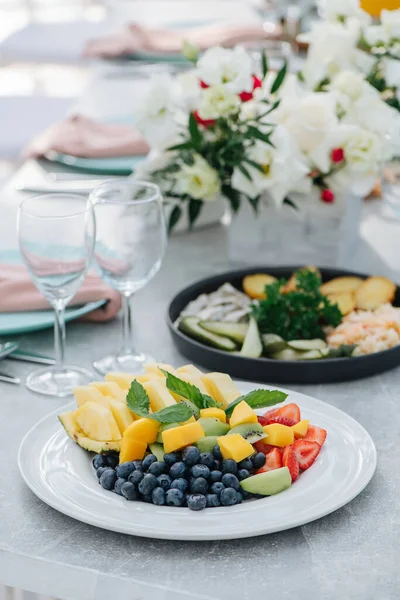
(83, 22, 282, 58)
(0, 264, 121, 323)
(23, 115, 149, 159)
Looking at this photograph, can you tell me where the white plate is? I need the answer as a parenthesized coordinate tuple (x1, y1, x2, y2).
(18, 382, 376, 541)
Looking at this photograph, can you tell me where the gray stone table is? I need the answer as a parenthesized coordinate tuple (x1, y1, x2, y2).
(0, 161, 399, 600)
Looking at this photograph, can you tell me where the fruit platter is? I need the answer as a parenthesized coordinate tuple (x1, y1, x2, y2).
(18, 363, 376, 539)
(168, 266, 400, 384)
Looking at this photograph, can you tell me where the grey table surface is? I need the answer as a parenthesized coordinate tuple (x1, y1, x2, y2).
(0, 161, 399, 600)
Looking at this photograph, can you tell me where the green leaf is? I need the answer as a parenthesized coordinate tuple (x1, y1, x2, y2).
(168, 141, 194, 151)
(222, 185, 241, 213)
(247, 195, 260, 213)
(270, 61, 287, 94)
(238, 163, 253, 182)
(126, 380, 150, 417)
(168, 205, 182, 232)
(283, 197, 298, 211)
(189, 113, 202, 148)
(261, 49, 268, 79)
(247, 126, 274, 146)
(149, 403, 193, 424)
(243, 158, 265, 174)
(188, 199, 203, 229)
(225, 389, 287, 417)
(162, 370, 220, 409)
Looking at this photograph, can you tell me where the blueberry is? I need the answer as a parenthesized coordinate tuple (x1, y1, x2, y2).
(182, 446, 200, 466)
(238, 458, 253, 471)
(169, 461, 187, 479)
(199, 453, 215, 469)
(210, 482, 225, 495)
(237, 469, 250, 481)
(132, 460, 143, 471)
(99, 468, 117, 491)
(114, 477, 127, 496)
(187, 494, 207, 511)
(235, 491, 243, 504)
(166, 488, 185, 507)
(241, 489, 253, 500)
(128, 470, 144, 486)
(157, 474, 172, 491)
(209, 470, 223, 484)
(220, 487, 238, 506)
(213, 445, 223, 460)
(206, 493, 220, 507)
(170, 478, 188, 493)
(142, 454, 158, 471)
(252, 452, 266, 470)
(222, 473, 240, 491)
(115, 462, 135, 479)
(148, 461, 168, 476)
(105, 453, 119, 469)
(138, 473, 158, 496)
(222, 459, 237, 475)
(164, 452, 180, 467)
(92, 454, 106, 470)
(190, 477, 208, 495)
(213, 460, 223, 471)
(96, 466, 107, 480)
(191, 464, 210, 479)
(121, 481, 138, 501)
(152, 487, 166, 506)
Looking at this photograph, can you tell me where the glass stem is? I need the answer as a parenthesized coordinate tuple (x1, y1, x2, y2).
(54, 303, 66, 370)
(120, 293, 136, 356)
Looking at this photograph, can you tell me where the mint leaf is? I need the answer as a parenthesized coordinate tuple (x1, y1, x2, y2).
(161, 370, 221, 409)
(126, 380, 150, 417)
(225, 389, 287, 417)
(149, 403, 193, 424)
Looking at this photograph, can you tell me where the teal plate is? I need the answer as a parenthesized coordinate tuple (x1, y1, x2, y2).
(44, 153, 144, 176)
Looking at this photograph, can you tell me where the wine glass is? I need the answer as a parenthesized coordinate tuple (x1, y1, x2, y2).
(18, 193, 95, 396)
(89, 179, 167, 375)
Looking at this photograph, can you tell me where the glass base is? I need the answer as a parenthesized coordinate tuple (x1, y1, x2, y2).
(26, 366, 93, 397)
(93, 352, 155, 376)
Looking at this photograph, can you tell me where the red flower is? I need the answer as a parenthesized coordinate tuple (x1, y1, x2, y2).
(193, 111, 215, 127)
(331, 147, 345, 163)
(199, 80, 209, 89)
(239, 75, 263, 102)
(321, 188, 335, 203)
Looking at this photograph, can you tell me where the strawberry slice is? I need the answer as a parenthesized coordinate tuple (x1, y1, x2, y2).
(253, 440, 275, 454)
(282, 446, 299, 482)
(304, 425, 327, 446)
(264, 415, 296, 427)
(291, 440, 321, 471)
(256, 448, 282, 474)
(257, 415, 269, 426)
(264, 403, 301, 424)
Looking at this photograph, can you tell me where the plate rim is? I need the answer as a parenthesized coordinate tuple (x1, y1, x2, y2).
(18, 383, 377, 541)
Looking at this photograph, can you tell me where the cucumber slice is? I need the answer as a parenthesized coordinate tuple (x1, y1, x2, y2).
(287, 339, 327, 351)
(261, 333, 287, 355)
(199, 321, 248, 344)
(297, 349, 326, 360)
(240, 316, 262, 358)
(179, 317, 236, 351)
(271, 348, 303, 361)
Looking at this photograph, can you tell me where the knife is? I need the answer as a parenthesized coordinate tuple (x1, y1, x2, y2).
(0, 372, 21, 385)
(15, 180, 111, 194)
(9, 350, 56, 365)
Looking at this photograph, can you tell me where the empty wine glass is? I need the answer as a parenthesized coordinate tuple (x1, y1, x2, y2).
(89, 179, 167, 375)
(18, 194, 95, 396)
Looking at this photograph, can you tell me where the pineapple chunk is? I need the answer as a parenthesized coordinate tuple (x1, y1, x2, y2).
(218, 434, 254, 462)
(105, 372, 153, 390)
(177, 364, 204, 378)
(90, 381, 126, 402)
(162, 422, 205, 453)
(59, 410, 121, 453)
(201, 372, 241, 408)
(263, 424, 294, 447)
(122, 418, 160, 445)
(119, 438, 147, 464)
(145, 363, 178, 377)
(73, 385, 105, 407)
(75, 402, 121, 441)
(229, 401, 257, 428)
(179, 373, 208, 394)
(75, 392, 133, 435)
(199, 408, 227, 423)
(292, 419, 309, 439)
(143, 380, 177, 412)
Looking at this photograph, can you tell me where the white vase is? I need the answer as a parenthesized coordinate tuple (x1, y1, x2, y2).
(225, 189, 362, 267)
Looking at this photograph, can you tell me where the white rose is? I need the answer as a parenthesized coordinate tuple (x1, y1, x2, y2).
(364, 25, 390, 47)
(344, 87, 398, 136)
(343, 127, 383, 172)
(136, 74, 179, 149)
(384, 56, 400, 89)
(196, 46, 253, 94)
(317, 0, 371, 25)
(175, 71, 201, 112)
(330, 70, 365, 101)
(381, 9, 400, 39)
(198, 84, 240, 120)
(175, 154, 220, 201)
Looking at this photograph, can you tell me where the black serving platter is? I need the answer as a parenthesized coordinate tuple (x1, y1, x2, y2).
(167, 266, 400, 384)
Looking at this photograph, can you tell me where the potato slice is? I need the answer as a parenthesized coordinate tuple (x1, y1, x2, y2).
(355, 276, 396, 310)
(281, 266, 321, 294)
(243, 273, 277, 299)
(327, 292, 356, 315)
(321, 276, 363, 296)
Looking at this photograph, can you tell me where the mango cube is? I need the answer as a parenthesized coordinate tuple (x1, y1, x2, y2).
(263, 424, 294, 447)
(90, 381, 126, 402)
(119, 438, 147, 464)
(229, 401, 257, 428)
(201, 372, 241, 408)
(122, 418, 160, 445)
(162, 422, 205, 454)
(143, 380, 177, 412)
(200, 408, 227, 423)
(217, 434, 254, 462)
(292, 419, 309, 439)
(105, 372, 153, 390)
(177, 364, 203, 378)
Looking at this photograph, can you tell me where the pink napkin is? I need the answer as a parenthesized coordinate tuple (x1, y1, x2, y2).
(0, 264, 121, 323)
(83, 23, 282, 58)
(23, 115, 149, 159)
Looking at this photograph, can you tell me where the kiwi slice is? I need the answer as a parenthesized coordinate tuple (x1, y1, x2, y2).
(240, 467, 292, 495)
(148, 443, 165, 462)
(195, 436, 219, 453)
(197, 417, 230, 437)
(227, 422, 267, 444)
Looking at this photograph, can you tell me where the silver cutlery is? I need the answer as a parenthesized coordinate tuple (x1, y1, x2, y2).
(8, 349, 56, 366)
(15, 179, 112, 194)
(0, 372, 21, 385)
(0, 342, 19, 360)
